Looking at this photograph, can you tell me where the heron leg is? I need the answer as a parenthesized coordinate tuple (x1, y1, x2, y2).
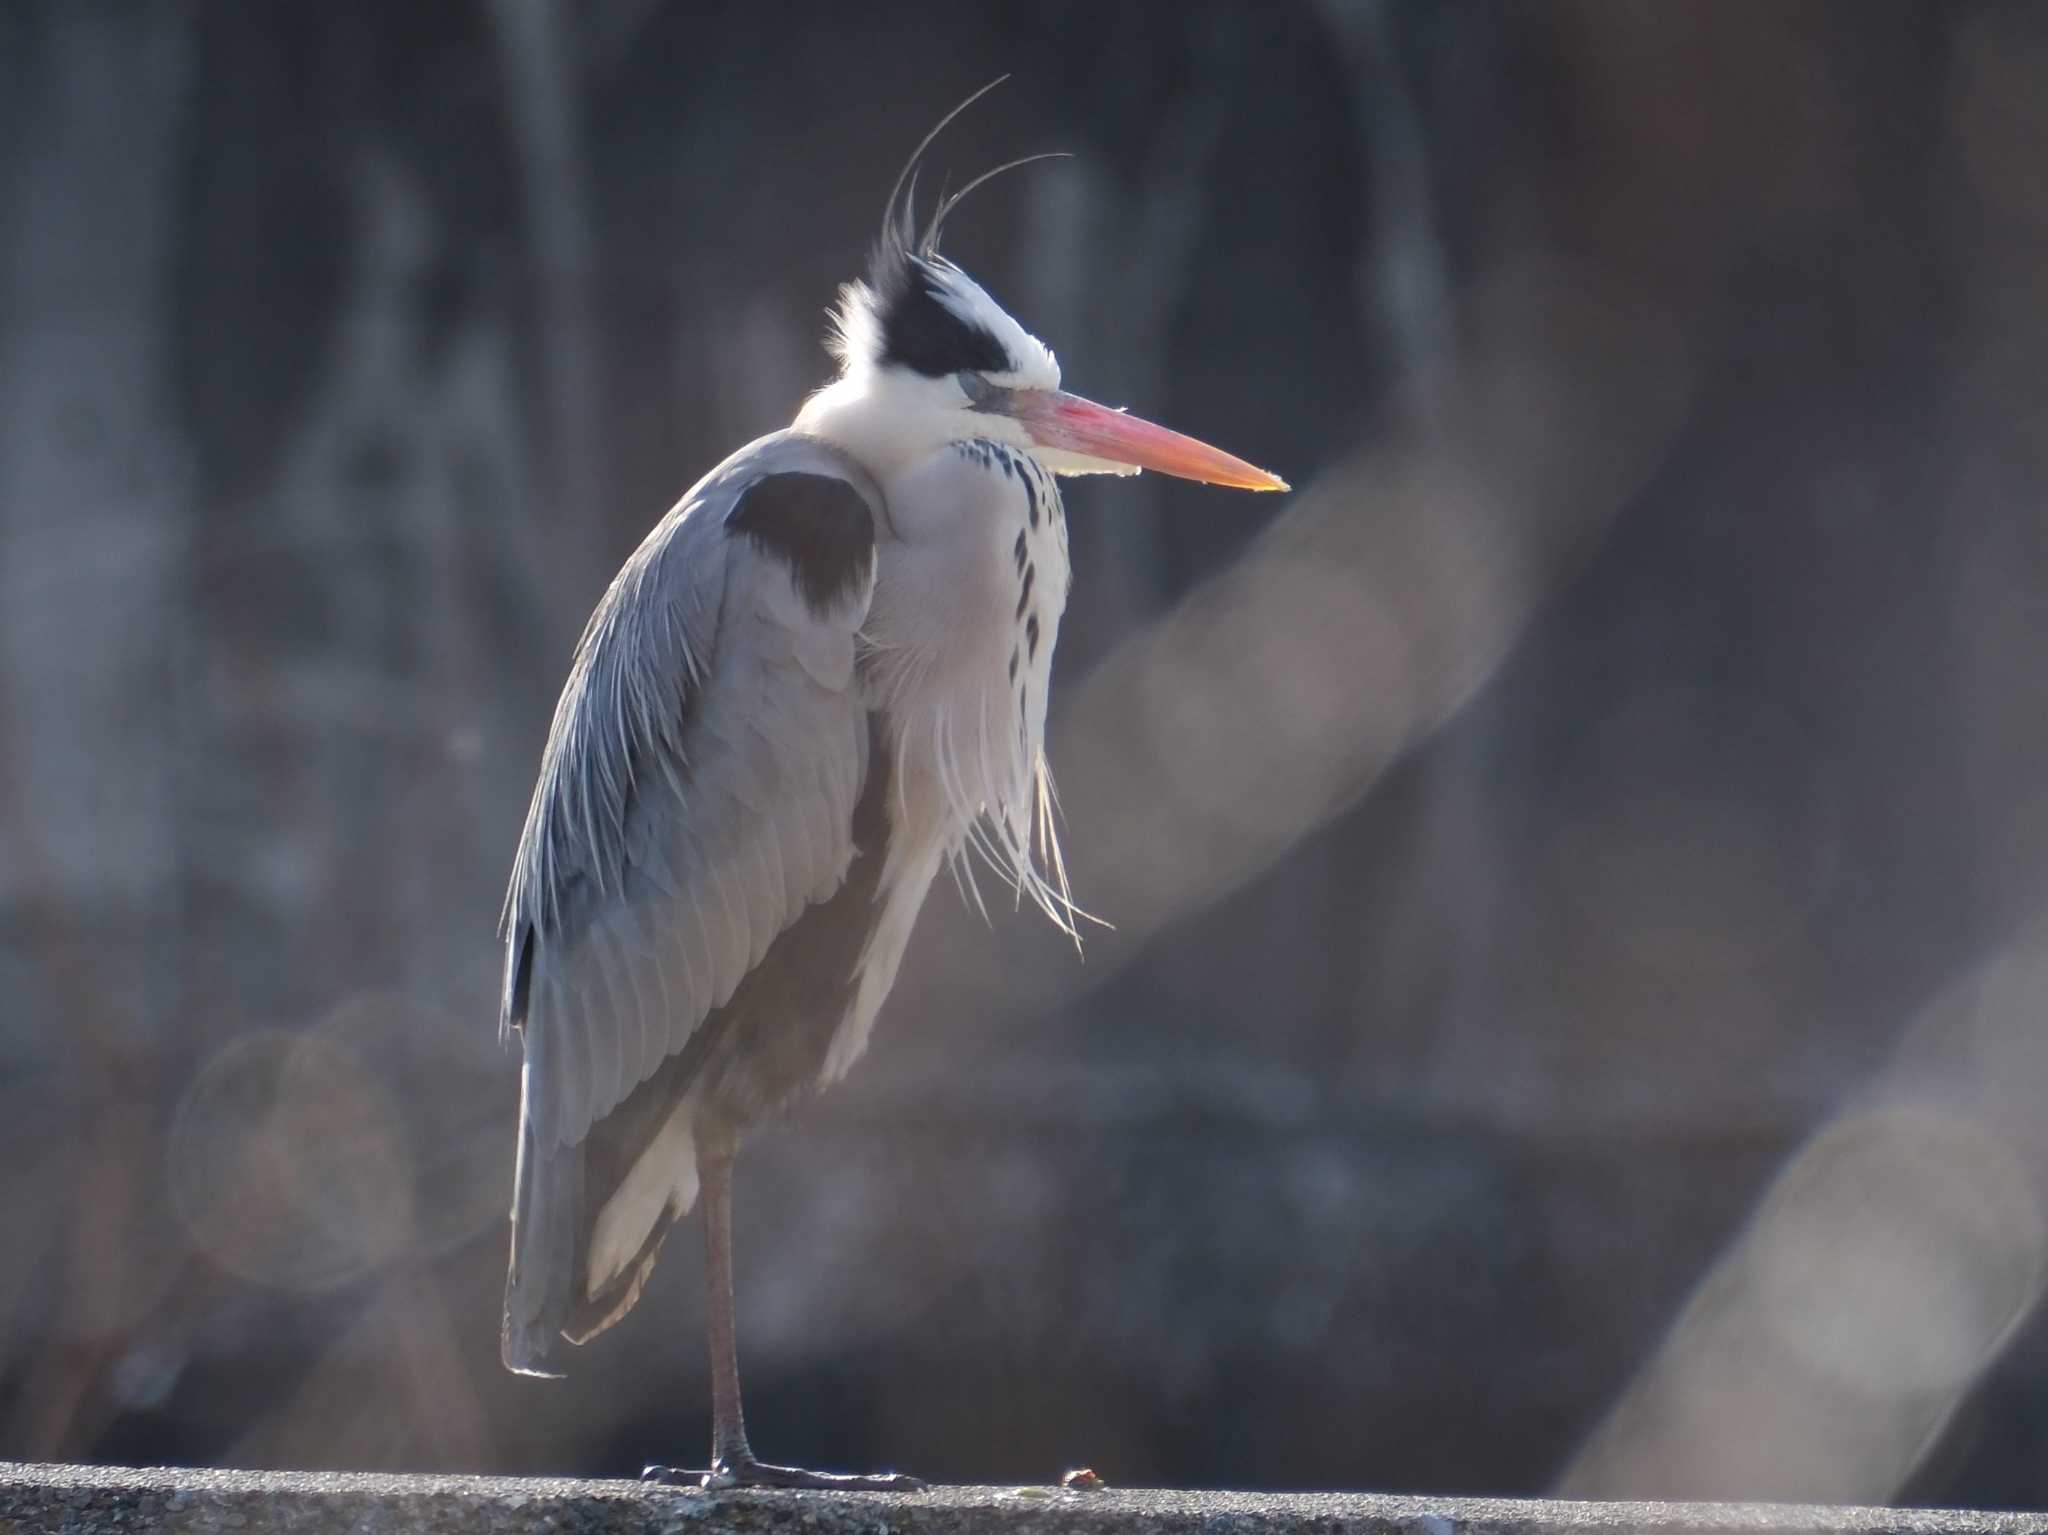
(640, 1120, 924, 1494)
(700, 1119, 754, 1471)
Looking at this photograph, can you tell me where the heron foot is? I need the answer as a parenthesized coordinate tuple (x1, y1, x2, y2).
(642, 1459, 924, 1492)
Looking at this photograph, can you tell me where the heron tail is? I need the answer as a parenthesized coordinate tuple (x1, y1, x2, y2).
(502, 1112, 582, 1377)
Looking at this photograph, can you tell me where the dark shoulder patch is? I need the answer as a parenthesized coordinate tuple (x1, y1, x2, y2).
(872, 250, 1011, 378)
(724, 471, 875, 617)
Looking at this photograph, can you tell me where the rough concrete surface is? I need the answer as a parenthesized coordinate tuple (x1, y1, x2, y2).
(2, 1465, 2046, 1535)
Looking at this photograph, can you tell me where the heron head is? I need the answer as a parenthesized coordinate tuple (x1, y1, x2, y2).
(803, 238, 1285, 493)
(796, 84, 1285, 494)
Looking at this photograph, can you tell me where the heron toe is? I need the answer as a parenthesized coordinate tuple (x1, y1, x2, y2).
(641, 1464, 707, 1486)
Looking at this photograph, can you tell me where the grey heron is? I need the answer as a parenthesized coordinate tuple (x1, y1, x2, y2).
(498, 89, 1286, 1490)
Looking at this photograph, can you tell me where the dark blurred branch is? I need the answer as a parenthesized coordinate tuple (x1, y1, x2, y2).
(0, 0, 196, 1460)
(487, 0, 605, 602)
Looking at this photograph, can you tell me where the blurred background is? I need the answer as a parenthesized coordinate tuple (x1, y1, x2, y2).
(4, 0, 2048, 1508)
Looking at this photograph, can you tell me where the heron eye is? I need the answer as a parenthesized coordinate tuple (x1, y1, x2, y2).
(956, 371, 992, 405)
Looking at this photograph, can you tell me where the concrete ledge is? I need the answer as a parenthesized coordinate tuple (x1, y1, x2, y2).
(2, 1464, 2044, 1535)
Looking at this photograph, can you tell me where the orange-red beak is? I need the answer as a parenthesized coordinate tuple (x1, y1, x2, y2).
(1006, 388, 1288, 492)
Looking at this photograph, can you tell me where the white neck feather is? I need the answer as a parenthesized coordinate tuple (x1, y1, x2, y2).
(795, 370, 1034, 485)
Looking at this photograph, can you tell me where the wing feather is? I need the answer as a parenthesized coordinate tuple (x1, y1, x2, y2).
(607, 921, 647, 1118)
(639, 908, 680, 1089)
(698, 846, 746, 1006)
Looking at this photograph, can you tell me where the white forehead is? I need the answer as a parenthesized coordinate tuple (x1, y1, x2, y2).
(923, 260, 1061, 389)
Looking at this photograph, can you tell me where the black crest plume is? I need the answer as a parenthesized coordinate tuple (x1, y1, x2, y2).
(875, 78, 1072, 269)
(879, 76, 1004, 262)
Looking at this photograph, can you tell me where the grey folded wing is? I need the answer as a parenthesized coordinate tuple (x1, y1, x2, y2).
(500, 433, 884, 1155)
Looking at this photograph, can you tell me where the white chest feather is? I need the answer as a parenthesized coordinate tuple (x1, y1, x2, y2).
(867, 438, 1069, 857)
(817, 439, 1075, 1085)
